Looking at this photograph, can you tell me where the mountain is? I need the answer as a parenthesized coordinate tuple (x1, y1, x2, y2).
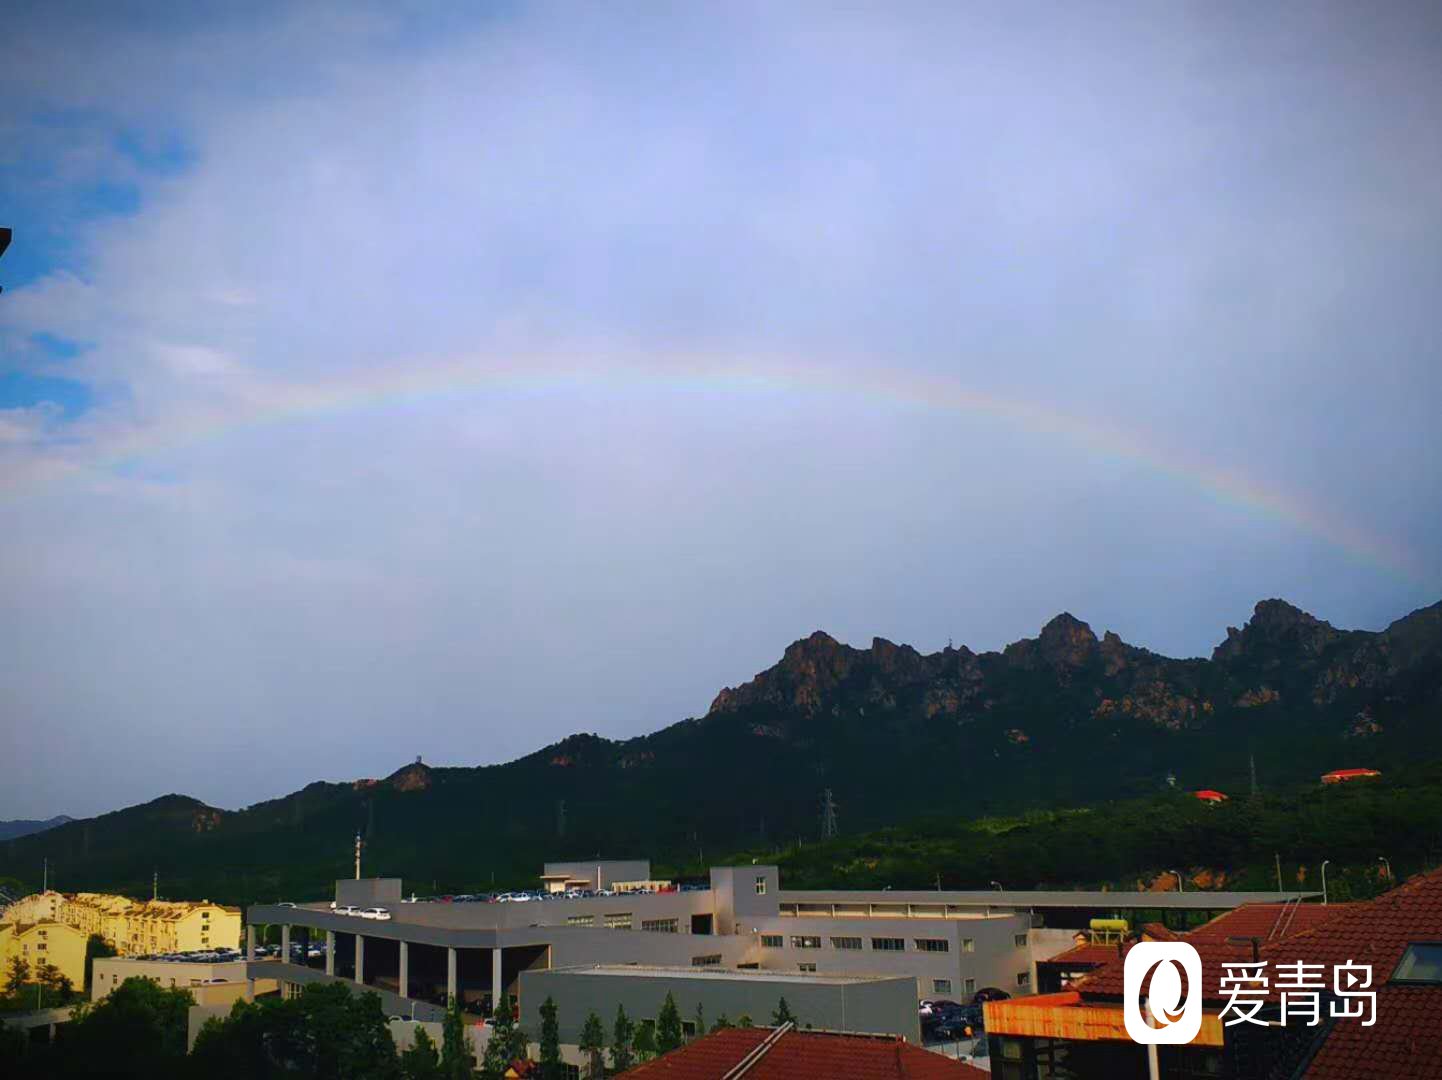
(0, 815, 73, 842)
(1, 598, 1438, 905)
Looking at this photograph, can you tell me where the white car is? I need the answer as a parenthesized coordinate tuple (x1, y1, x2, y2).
(360, 907, 392, 921)
(335, 905, 361, 917)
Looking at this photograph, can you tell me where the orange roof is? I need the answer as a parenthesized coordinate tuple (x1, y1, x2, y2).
(1192, 789, 1228, 801)
(1321, 768, 1381, 782)
(617, 1027, 987, 1079)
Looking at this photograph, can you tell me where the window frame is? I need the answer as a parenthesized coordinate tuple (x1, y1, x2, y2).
(871, 937, 906, 952)
(915, 938, 949, 953)
(1391, 941, 1442, 985)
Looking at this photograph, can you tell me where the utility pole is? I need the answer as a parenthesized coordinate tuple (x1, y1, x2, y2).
(354, 832, 363, 880)
(1249, 749, 1259, 797)
(153, 871, 158, 901)
(42, 857, 48, 892)
(556, 800, 566, 838)
(820, 789, 839, 840)
(1275, 853, 1283, 893)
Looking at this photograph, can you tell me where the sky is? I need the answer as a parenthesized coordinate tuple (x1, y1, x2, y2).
(2, 2, 1440, 819)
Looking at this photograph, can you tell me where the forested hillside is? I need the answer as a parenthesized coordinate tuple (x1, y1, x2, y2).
(2, 597, 1438, 905)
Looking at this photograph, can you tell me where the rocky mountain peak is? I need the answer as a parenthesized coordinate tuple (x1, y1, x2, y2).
(1212, 599, 1341, 662)
(385, 761, 432, 793)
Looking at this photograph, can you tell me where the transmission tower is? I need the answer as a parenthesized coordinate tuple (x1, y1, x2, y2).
(820, 789, 839, 840)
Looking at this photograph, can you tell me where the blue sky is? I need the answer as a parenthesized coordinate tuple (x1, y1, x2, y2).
(2, 2, 1440, 817)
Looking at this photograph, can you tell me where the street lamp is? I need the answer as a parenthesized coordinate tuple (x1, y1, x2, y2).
(990, 881, 1003, 891)
(1378, 856, 1392, 882)
(1169, 870, 1184, 894)
(1321, 860, 1332, 905)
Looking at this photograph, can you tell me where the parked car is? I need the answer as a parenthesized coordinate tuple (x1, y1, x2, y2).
(276, 901, 297, 908)
(972, 987, 1011, 1004)
(335, 905, 361, 917)
(360, 907, 391, 921)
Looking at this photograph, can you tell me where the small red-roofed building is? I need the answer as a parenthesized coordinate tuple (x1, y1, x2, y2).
(1192, 789, 1229, 803)
(1321, 768, 1381, 784)
(616, 1025, 989, 1079)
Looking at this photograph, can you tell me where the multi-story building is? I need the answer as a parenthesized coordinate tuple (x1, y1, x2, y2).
(244, 860, 1312, 1035)
(0, 919, 87, 992)
(2, 891, 241, 958)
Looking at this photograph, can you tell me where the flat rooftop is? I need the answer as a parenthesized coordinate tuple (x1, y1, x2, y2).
(780, 889, 1322, 910)
(536, 964, 908, 986)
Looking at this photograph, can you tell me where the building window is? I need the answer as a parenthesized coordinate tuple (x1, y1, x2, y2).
(965, 978, 976, 995)
(831, 937, 862, 950)
(934, 979, 952, 995)
(681, 1021, 696, 1038)
(566, 915, 595, 928)
(1016, 971, 1031, 988)
(691, 955, 722, 967)
(871, 937, 905, 952)
(915, 939, 949, 953)
(755, 877, 767, 895)
(798, 963, 817, 973)
(760, 935, 784, 948)
(641, 918, 678, 934)
(961, 938, 975, 953)
(1015, 933, 1028, 948)
(791, 936, 822, 949)
(604, 913, 633, 930)
(1392, 943, 1442, 984)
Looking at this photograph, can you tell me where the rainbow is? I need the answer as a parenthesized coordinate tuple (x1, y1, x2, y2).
(2, 352, 1428, 583)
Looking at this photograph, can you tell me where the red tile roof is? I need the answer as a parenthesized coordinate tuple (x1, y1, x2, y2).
(1068, 871, 1442, 1077)
(617, 1027, 988, 1079)
(1186, 902, 1353, 944)
(1040, 942, 1120, 967)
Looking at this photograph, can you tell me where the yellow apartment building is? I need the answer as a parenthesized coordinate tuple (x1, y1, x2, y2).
(2, 891, 241, 960)
(0, 919, 88, 992)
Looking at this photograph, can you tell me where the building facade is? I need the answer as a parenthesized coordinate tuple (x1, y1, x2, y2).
(2, 890, 241, 958)
(244, 860, 1309, 1037)
(0, 919, 87, 992)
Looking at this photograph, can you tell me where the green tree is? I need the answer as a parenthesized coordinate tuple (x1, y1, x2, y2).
(538, 996, 562, 1080)
(402, 1026, 442, 1080)
(771, 998, 796, 1027)
(609, 1004, 635, 1074)
(4, 956, 29, 995)
(441, 995, 473, 1080)
(655, 992, 683, 1054)
(691, 1002, 705, 1041)
(735, 1014, 754, 1029)
(43, 978, 197, 1079)
(479, 994, 526, 1078)
(711, 1013, 732, 1033)
(631, 1021, 657, 1063)
(35, 961, 61, 994)
(578, 1010, 606, 1079)
(83, 934, 117, 992)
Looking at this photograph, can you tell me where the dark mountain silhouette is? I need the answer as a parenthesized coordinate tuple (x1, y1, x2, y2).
(0, 815, 73, 842)
(2, 598, 1438, 904)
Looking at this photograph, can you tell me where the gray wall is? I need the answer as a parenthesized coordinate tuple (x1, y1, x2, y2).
(710, 865, 780, 935)
(749, 911, 1033, 1001)
(518, 967, 920, 1045)
(336, 879, 404, 906)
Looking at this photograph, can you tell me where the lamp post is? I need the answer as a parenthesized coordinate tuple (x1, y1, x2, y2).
(990, 881, 1003, 891)
(1170, 870, 1184, 894)
(1378, 856, 1392, 883)
(1321, 860, 1331, 905)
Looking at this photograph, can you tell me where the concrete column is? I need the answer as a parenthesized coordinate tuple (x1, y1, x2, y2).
(246, 924, 256, 962)
(492, 947, 503, 1010)
(399, 941, 409, 999)
(281, 925, 291, 964)
(446, 947, 457, 1004)
(325, 930, 335, 976)
(355, 935, 365, 985)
